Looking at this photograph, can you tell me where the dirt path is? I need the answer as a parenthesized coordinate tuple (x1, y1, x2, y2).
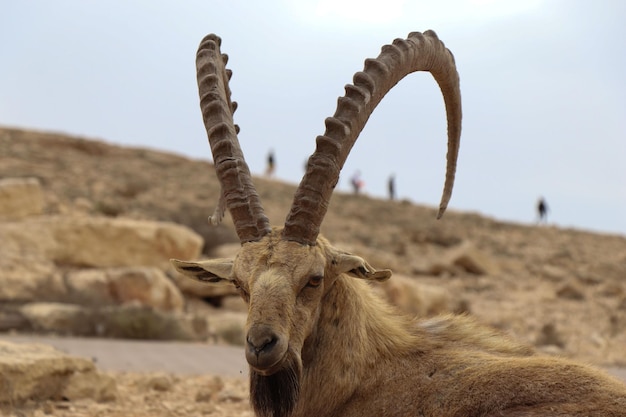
(0, 333, 247, 378)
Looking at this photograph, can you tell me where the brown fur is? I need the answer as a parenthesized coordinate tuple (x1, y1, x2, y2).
(172, 229, 626, 417)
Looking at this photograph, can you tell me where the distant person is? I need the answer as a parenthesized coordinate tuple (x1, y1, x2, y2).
(351, 171, 364, 194)
(537, 197, 549, 224)
(265, 150, 275, 177)
(388, 174, 396, 200)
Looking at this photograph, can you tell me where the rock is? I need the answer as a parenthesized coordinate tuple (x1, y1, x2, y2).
(0, 255, 64, 302)
(46, 216, 203, 269)
(208, 311, 247, 346)
(447, 241, 499, 275)
(412, 241, 499, 277)
(195, 375, 224, 402)
(0, 217, 66, 302)
(19, 302, 209, 341)
(144, 373, 175, 392)
(540, 265, 569, 282)
(0, 308, 31, 332)
(0, 177, 44, 220)
(65, 267, 185, 312)
(0, 340, 117, 404)
(0, 215, 203, 269)
(19, 303, 93, 335)
(556, 282, 586, 301)
(598, 282, 624, 297)
(535, 323, 566, 348)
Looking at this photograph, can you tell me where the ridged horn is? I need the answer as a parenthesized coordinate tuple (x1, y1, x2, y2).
(282, 30, 462, 246)
(196, 34, 271, 243)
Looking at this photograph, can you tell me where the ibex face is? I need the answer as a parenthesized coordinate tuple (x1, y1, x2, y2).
(173, 230, 390, 376)
(172, 230, 391, 417)
(232, 233, 326, 376)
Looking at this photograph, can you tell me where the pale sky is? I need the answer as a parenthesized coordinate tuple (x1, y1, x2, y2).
(1, 1, 625, 235)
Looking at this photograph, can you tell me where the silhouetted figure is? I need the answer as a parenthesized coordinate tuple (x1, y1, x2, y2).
(537, 197, 549, 224)
(388, 174, 396, 200)
(265, 150, 275, 177)
(351, 171, 363, 194)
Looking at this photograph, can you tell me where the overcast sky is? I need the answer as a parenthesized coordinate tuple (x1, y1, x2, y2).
(2, 1, 625, 236)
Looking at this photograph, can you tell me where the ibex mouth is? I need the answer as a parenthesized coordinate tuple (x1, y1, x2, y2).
(249, 357, 288, 376)
(248, 342, 302, 376)
(245, 325, 290, 374)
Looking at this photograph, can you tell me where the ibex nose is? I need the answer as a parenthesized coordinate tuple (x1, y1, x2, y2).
(245, 324, 285, 371)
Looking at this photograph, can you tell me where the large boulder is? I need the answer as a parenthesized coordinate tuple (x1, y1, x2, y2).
(0, 340, 117, 404)
(0, 215, 203, 269)
(0, 255, 63, 302)
(19, 302, 209, 341)
(46, 216, 203, 269)
(65, 267, 185, 312)
(0, 214, 195, 310)
(0, 177, 44, 220)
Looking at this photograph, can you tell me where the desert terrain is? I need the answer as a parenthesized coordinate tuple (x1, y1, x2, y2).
(1, 126, 625, 416)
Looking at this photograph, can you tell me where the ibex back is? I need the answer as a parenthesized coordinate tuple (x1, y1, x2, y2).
(172, 32, 626, 417)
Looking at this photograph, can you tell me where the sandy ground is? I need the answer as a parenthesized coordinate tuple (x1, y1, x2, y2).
(2, 333, 625, 417)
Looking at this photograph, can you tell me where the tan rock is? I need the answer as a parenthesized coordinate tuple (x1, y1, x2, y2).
(446, 241, 500, 275)
(0, 216, 67, 300)
(0, 256, 65, 302)
(0, 215, 203, 269)
(0, 340, 117, 404)
(0, 177, 44, 220)
(19, 302, 92, 334)
(65, 267, 185, 312)
(208, 311, 247, 346)
(48, 216, 203, 269)
(556, 282, 586, 301)
(19, 302, 209, 341)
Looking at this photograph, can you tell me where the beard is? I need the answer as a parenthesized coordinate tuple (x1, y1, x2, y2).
(249, 352, 302, 417)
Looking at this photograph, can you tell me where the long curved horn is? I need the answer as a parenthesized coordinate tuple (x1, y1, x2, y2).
(196, 34, 271, 243)
(282, 30, 462, 246)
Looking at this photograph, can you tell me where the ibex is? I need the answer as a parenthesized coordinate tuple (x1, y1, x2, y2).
(172, 32, 626, 417)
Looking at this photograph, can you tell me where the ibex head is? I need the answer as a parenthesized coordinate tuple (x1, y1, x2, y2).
(172, 31, 461, 417)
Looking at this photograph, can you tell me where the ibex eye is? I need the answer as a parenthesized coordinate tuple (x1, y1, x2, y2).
(307, 275, 323, 288)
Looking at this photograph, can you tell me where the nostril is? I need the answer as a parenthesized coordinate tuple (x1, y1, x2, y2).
(247, 334, 277, 354)
(246, 325, 280, 354)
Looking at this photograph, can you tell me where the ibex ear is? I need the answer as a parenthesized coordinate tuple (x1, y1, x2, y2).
(332, 253, 392, 282)
(170, 258, 233, 285)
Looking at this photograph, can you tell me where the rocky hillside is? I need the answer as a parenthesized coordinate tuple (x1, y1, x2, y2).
(1, 126, 626, 367)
